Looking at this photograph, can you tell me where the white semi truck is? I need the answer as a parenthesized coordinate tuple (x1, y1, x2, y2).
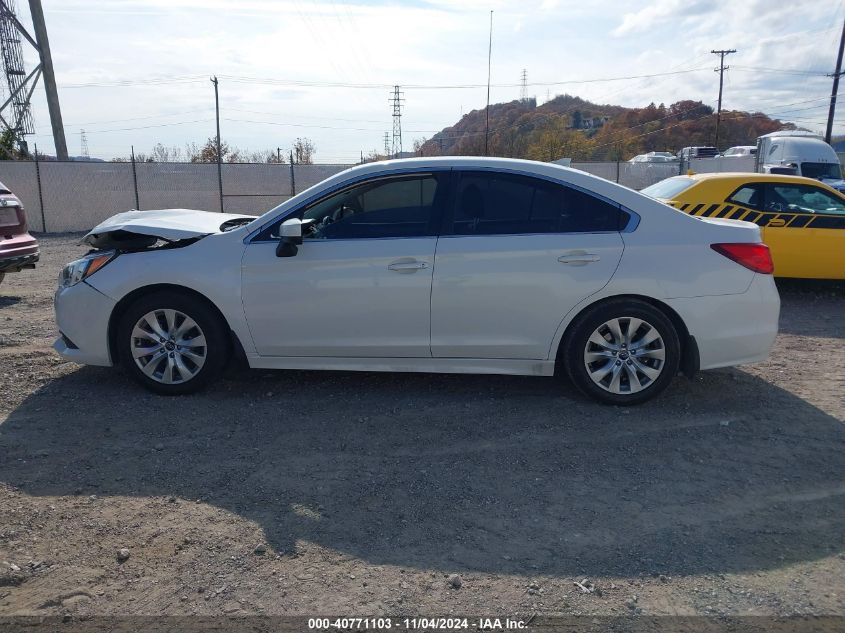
(755, 130, 845, 192)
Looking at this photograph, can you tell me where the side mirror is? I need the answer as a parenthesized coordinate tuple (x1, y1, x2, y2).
(276, 218, 302, 258)
(280, 218, 303, 244)
(276, 240, 298, 257)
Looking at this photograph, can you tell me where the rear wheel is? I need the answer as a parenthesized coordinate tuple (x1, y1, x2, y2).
(562, 299, 680, 405)
(116, 290, 229, 395)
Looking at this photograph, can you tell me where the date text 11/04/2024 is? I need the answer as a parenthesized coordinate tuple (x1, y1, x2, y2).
(308, 617, 530, 630)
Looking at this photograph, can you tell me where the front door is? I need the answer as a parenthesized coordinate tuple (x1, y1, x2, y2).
(241, 172, 449, 357)
(760, 182, 845, 279)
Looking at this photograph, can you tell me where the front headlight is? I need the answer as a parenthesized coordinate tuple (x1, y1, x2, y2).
(58, 250, 116, 288)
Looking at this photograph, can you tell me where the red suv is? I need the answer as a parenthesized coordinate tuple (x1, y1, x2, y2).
(0, 180, 39, 286)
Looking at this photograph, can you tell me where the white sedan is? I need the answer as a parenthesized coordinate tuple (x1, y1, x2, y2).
(54, 157, 779, 405)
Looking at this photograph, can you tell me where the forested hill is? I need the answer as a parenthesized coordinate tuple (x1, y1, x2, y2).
(419, 94, 795, 161)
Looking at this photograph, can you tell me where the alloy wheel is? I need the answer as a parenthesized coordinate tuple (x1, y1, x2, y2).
(583, 316, 666, 395)
(130, 309, 207, 384)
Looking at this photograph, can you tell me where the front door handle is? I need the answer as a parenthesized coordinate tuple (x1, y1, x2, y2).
(767, 218, 786, 227)
(558, 253, 600, 266)
(388, 260, 429, 273)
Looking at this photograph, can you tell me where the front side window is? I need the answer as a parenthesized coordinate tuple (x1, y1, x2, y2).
(447, 172, 626, 236)
(727, 184, 764, 209)
(766, 184, 845, 215)
(260, 174, 444, 240)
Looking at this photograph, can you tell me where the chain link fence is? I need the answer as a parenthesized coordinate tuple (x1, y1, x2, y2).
(0, 159, 687, 234)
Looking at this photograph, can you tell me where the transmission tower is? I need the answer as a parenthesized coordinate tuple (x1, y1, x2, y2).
(0, 0, 66, 158)
(520, 69, 527, 102)
(79, 129, 88, 159)
(0, 0, 33, 142)
(383, 131, 389, 158)
(389, 85, 403, 158)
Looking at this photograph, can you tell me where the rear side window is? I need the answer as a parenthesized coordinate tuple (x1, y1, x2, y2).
(447, 171, 626, 236)
(641, 177, 695, 200)
(727, 184, 764, 208)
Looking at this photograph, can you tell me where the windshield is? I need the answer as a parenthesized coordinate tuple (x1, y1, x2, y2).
(641, 177, 695, 200)
(801, 162, 842, 180)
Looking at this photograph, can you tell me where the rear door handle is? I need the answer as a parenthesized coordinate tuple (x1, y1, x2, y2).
(388, 260, 429, 273)
(558, 253, 600, 265)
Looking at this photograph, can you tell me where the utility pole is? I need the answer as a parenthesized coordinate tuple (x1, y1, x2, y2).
(28, 0, 67, 159)
(276, 146, 281, 163)
(711, 48, 736, 151)
(389, 86, 403, 158)
(484, 10, 493, 156)
(289, 150, 295, 197)
(825, 19, 845, 144)
(211, 76, 223, 212)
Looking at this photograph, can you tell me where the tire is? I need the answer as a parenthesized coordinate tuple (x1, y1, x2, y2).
(116, 290, 230, 395)
(562, 299, 681, 406)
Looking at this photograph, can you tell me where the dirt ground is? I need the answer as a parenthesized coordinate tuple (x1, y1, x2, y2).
(1, 233, 844, 620)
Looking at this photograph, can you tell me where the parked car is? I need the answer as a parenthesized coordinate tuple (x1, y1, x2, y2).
(677, 146, 720, 160)
(54, 157, 779, 405)
(629, 151, 679, 164)
(0, 180, 39, 286)
(642, 172, 845, 279)
(723, 146, 757, 157)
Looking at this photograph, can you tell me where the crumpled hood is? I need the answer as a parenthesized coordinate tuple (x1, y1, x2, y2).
(82, 208, 254, 246)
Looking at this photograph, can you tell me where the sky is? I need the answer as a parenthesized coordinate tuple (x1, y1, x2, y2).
(4, 0, 845, 161)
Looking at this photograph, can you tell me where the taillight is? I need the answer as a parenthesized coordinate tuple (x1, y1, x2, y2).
(711, 243, 774, 274)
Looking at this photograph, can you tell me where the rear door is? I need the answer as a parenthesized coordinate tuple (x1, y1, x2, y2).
(430, 171, 626, 360)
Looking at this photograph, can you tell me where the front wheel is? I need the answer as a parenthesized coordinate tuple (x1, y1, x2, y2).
(562, 299, 680, 405)
(116, 290, 230, 395)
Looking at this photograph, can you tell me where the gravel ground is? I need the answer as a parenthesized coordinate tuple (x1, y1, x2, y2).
(0, 233, 844, 619)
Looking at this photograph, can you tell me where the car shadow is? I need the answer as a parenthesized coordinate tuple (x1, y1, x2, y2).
(1, 365, 844, 578)
(0, 295, 22, 308)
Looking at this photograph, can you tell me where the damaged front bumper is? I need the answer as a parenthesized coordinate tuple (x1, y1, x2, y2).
(53, 281, 116, 367)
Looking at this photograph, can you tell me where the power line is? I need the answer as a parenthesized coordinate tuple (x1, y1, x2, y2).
(57, 68, 711, 92)
(731, 66, 831, 76)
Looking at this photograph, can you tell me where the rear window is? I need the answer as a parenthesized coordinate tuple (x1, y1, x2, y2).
(641, 177, 695, 200)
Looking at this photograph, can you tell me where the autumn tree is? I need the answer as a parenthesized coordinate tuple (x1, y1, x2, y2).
(150, 143, 184, 162)
(190, 137, 231, 163)
(291, 137, 315, 164)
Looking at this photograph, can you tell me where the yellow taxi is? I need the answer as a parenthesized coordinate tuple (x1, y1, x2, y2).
(641, 173, 845, 279)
